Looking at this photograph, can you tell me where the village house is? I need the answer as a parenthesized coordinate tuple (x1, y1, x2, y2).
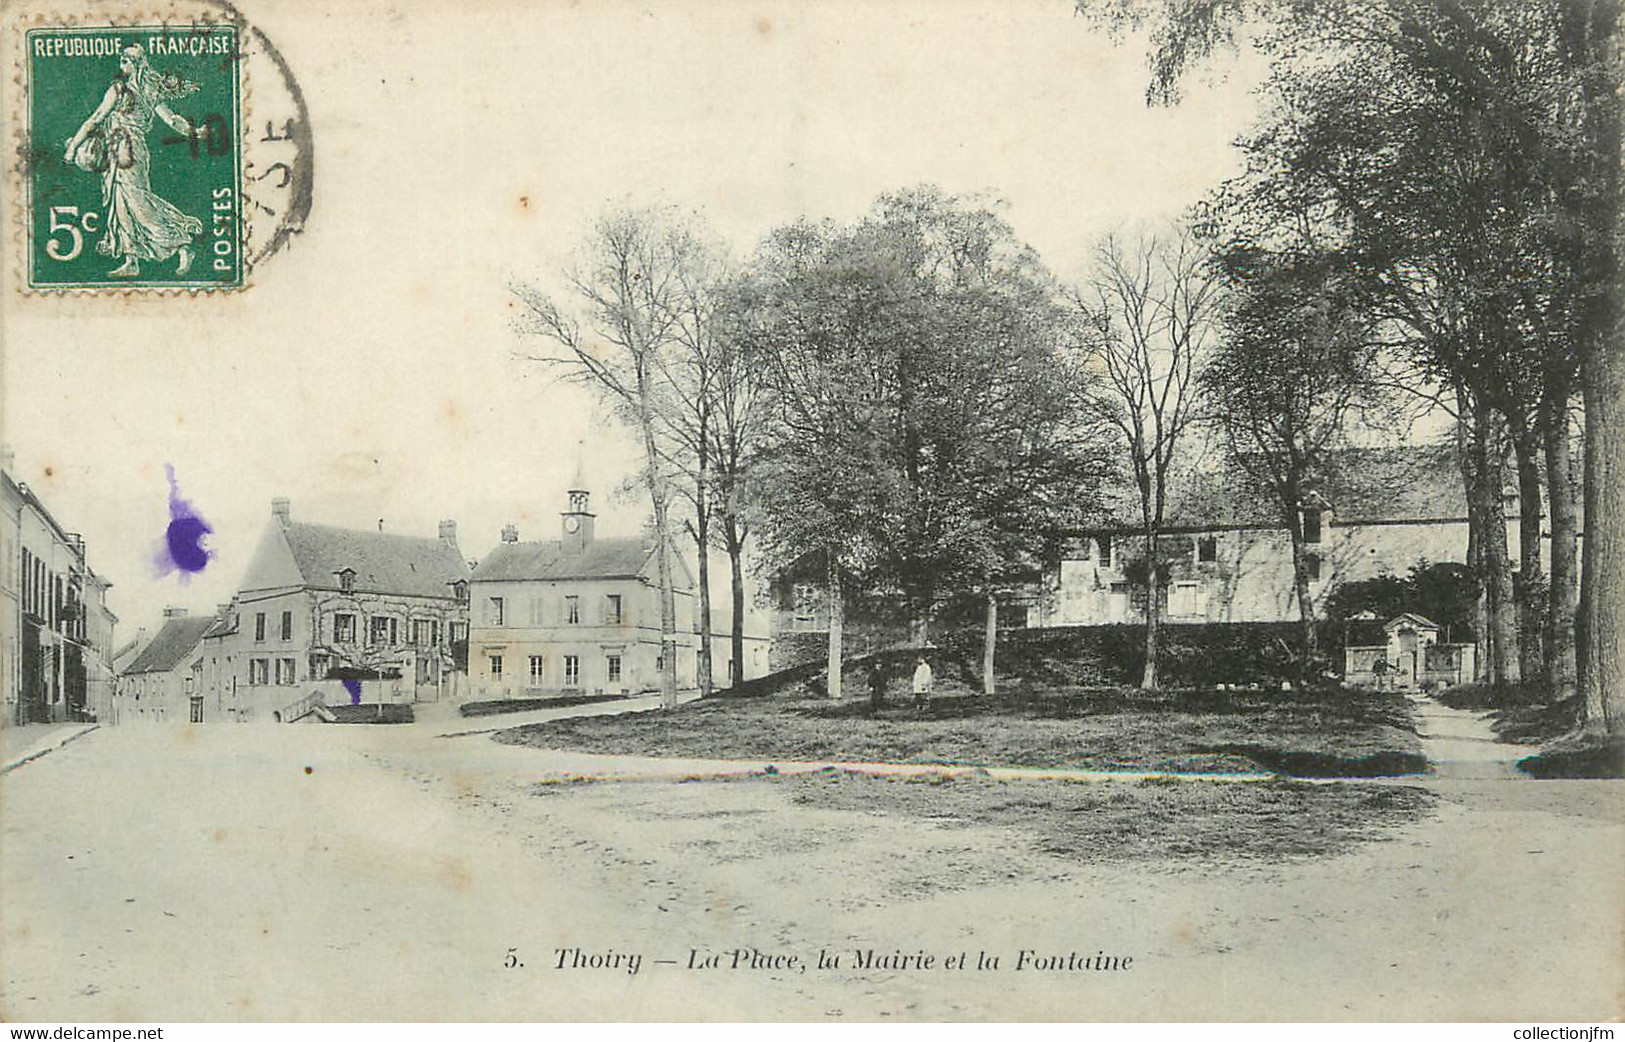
(467, 481, 770, 699)
(1, 456, 118, 728)
(201, 498, 471, 721)
(1041, 443, 1544, 634)
(116, 607, 216, 723)
(1, 470, 20, 727)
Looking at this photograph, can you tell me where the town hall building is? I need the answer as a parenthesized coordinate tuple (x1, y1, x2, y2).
(467, 481, 769, 699)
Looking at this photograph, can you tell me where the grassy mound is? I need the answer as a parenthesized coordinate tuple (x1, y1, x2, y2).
(496, 681, 1422, 778)
(1517, 737, 1625, 779)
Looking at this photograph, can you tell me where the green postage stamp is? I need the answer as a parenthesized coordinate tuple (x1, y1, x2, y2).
(23, 24, 243, 291)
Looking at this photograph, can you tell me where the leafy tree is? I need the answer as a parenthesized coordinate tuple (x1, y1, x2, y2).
(743, 187, 1107, 697)
(1326, 561, 1479, 641)
(1204, 252, 1386, 671)
(1077, 0, 1624, 736)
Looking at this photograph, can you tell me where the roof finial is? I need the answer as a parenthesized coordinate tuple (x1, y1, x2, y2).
(568, 438, 589, 494)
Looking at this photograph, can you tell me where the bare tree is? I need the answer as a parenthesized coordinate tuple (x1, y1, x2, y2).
(652, 237, 728, 698)
(702, 283, 769, 688)
(511, 204, 711, 709)
(1073, 227, 1217, 689)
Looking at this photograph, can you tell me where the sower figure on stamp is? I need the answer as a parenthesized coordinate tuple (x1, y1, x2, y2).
(63, 45, 207, 278)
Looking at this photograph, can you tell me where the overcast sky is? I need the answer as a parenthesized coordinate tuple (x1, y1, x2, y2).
(2, 0, 1264, 639)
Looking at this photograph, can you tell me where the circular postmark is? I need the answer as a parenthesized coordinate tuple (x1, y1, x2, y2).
(212, 0, 313, 269)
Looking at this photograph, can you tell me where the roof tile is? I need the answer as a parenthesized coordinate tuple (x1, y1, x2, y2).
(471, 538, 653, 582)
(282, 522, 469, 599)
(124, 616, 214, 674)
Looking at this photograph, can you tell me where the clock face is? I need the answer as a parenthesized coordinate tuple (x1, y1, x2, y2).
(564, 516, 580, 533)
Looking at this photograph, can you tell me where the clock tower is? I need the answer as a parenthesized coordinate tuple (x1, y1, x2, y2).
(561, 480, 595, 555)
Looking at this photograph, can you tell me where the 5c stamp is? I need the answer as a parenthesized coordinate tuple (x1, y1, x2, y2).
(24, 24, 243, 290)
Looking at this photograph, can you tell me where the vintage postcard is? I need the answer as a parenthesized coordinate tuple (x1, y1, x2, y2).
(1, 0, 1621, 1026)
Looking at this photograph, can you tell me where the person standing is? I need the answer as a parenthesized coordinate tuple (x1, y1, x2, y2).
(911, 655, 934, 711)
(868, 660, 888, 710)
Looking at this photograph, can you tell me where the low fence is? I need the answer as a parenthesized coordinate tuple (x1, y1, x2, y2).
(764, 620, 1397, 693)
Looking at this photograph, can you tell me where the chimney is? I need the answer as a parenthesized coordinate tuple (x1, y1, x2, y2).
(439, 519, 458, 542)
(0, 446, 13, 473)
(271, 497, 291, 524)
(501, 523, 519, 544)
(163, 606, 188, 618)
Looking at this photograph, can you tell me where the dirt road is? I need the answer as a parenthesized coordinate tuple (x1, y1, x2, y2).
(2, 721, 1620, 1021)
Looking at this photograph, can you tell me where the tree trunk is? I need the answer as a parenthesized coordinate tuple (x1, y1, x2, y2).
(692, 497, 714, 700)
(906, 576, 934, 649)
(1140, 526, 1160, 689)
(1575, 0, 1624, 736)
(725, 520, 746, 687)
(1281, 469, 1318, 672)
(1455, 396, 1488, 682)
(1510, 428, 1547, 685)
(825, 552, 844, 700)
(1579, 324, 1625, 734)
(1482, 472, 1519, 688)
(1543, 409, 1578, 703)
(1465, 397, 1518, 686)
(982, 592, 997, 696)
(638, 395, 679, 709)
(1285, 509, 1317, 680)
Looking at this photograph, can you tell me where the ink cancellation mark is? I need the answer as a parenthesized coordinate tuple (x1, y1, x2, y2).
(23, 24, 245, 290)
(157, 464, 213, 577)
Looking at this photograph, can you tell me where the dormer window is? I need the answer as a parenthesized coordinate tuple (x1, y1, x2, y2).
(1302, 510, 1322, 545)
(451, 580, 469, 602)
(336, 568, 356, 594)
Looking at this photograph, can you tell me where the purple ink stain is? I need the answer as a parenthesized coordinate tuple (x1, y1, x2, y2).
(155, 465, 213, 579)
(342, 679, 362, 705)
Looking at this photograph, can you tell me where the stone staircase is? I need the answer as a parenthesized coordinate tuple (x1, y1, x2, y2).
(276, 691, 334, 724)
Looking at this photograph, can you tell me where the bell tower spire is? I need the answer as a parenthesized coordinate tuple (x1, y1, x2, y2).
(562, 441, 595, 554)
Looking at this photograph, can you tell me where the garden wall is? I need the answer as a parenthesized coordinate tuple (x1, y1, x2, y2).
(769, 620, 1388, 690)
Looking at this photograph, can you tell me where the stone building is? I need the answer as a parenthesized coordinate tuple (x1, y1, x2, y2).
(116, 608, 216, 723)
(203, 498, 471, 720)
(467, 481, 770, 699)
(1041, 444, 1540, 630)
(1, 461, 118, 728)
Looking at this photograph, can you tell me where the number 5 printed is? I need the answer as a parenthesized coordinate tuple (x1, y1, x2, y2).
(45, 205, 100, 262)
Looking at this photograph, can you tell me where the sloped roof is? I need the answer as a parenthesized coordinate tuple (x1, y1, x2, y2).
(1134, 443, 1472, 531)
(1385, 612, 1441, 632)
(472, 537, 660, 583)
(281, 522, 469, 599)
(1314, 445, 1469, 523)
(202, 604, 238, 639)
(124, 616, 214, 674)
(111, 634, 148, 671)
